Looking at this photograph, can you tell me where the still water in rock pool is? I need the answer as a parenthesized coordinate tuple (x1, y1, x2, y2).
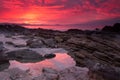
(9, 53, 76, 77)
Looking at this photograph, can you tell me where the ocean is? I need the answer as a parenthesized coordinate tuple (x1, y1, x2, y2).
(24, 25, 101, 31)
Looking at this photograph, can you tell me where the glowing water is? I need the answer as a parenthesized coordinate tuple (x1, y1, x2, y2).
(9, 53, 76, 77)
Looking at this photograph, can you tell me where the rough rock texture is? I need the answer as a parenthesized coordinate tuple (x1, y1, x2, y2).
(27, 39, 45, 48)
(0, 68, 32, 80)
(0, 66, 90, 80)
(5, 49, 44, 62)
(43, 38, 56, 48)
(34, 67, 89, 80)
(0, 42, 9, 71)
(0, 41, 4, 51)
(89, 63, 120, 80)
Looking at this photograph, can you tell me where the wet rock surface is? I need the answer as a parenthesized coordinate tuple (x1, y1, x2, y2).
(44, 54, 56, 59)
(5, 49, 44, 63)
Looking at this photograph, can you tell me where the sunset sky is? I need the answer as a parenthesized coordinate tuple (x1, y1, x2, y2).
(0, 0, 120, 29)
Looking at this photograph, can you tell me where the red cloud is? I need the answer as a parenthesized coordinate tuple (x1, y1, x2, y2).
(0, 0, 119, 25)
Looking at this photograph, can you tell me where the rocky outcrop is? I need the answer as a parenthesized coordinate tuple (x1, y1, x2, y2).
(0, 23, 27, 33)
(0, 23, 120, 80)
(102, 23, 120, 33)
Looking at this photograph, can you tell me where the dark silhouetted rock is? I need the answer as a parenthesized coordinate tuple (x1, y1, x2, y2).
(44, 54, 56, 59)
(102, 26, 112, 32)
(0, 23, 28, 34)
(113, 23, 120, 33)
(102, 23, 120, 33)
(66, 29, 84, 34)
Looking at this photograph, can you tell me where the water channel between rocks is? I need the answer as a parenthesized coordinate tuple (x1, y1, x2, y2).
(8, 53, 76, 77)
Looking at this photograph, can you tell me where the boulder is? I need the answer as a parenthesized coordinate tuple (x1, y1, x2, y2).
(44, 54, 56, 59)
(27, 39, 45, 48)
(43, 39, 56, 47)
(5, 49, 44, 62)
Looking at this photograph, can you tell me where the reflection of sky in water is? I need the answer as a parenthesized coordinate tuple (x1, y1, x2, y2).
(9, 53, 76, 77)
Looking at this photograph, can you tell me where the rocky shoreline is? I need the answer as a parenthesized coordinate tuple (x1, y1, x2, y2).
(0, 23, 120, 80)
